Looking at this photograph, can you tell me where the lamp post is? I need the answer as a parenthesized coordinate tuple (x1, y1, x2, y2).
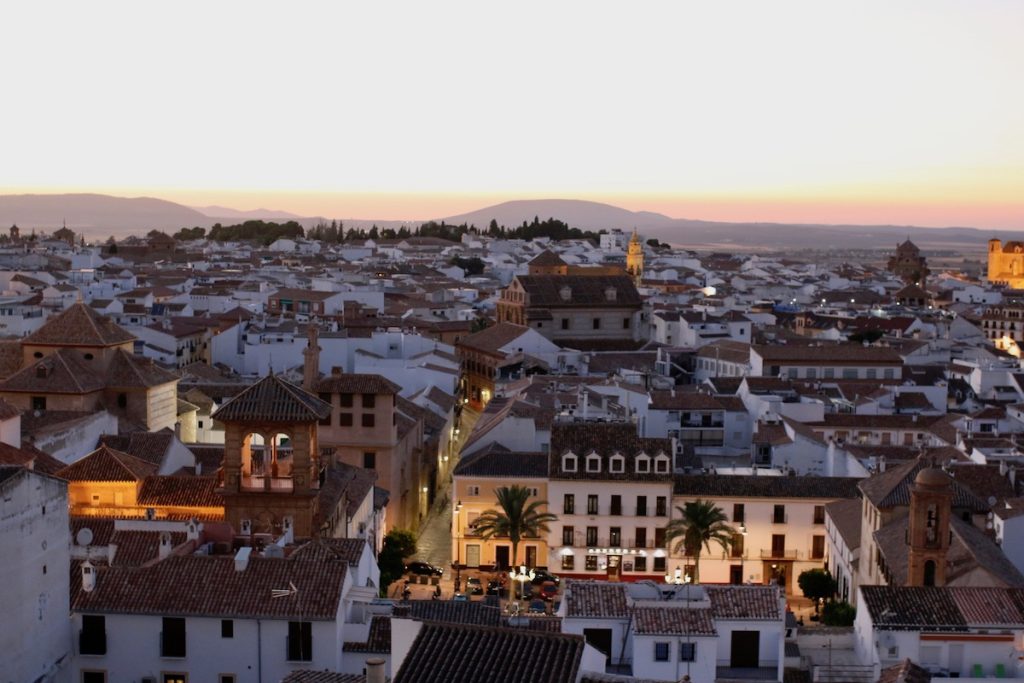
(509, 565, 535, 615)
(739, 523, 748, 585)
(453, 500, 463, 592)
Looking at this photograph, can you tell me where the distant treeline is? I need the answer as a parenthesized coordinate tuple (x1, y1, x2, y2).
(170, 215, 606, 245)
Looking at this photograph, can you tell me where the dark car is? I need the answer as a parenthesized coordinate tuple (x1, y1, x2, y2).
(466, 577, 484, 595)
(486, 579, 504, 596)
(530, 569, 560, 586)
(406, 561, 443, 576)
(528, 599, 547, 614)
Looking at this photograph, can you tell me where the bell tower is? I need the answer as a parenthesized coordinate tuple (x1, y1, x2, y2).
(626, 228, 644, 285)
(907, 466, 953, 587)
(303, 323, 321, 392)
(214, 373, 332, 537)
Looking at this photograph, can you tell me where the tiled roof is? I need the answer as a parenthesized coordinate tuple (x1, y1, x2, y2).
(314, 372, 401, 395)
(99, 431, 174, 466)
(282, 672, 365, 683)
(752, 343, 903, 364)
(705, 585, 783, 620)
(403, 599, 502, 627)
(109, 530, 188, 567)
(0, 349, 104, 394)
(0, 340, 23, 380)
(858, 457, 988, 511)
(878, 660, 932, 683)
(106, 349, 179, 388)
(517, 274, 642, 308)
(138, 476, 222, 508)
(564, 581, 629, 618)
(57, 445, 158, 482)
(0, 397, 21, 420)
(860, 586, 970, 631)
(550, 422, 672, 482)
(25, 302, 136, 346)
(72, 548, 348, 620)
(343, 615, 391, 653)
(213, 374, 331, 423)
(632, 606, 716, 635)
(457, 322, 532, 355)
(394, 621, 584, 683)
(288, 538, 369, 566)
(315, 464, 377, 523)
(825, 498, 862, 550)
(528, 250, 568, 267)
(454, 444, 549, 479)
(673, 474, 861, 500)
(0, 440, 65, 475)
(649, 391, 730, 411)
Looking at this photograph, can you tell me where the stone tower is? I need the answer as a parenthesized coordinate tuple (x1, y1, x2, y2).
(214, 373, 332, 537)
(907, 466, 953, 587)
(302, 324, 321, 392)
(626, 228, 644, 285)
(887, 239, 929, 286)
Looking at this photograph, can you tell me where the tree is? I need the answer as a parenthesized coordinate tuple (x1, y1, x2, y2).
(378, 529, 418, 596)
(665, 500, 734, 584)
(822, 601, 856, 626)
(474, 485, 558, 569)
(798, 568, 837, 615)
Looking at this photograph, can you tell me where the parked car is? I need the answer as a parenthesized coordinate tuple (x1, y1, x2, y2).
(528, 599, 547, 614)
(486, 579, 504, 596)
(530, 569, 560, 586)
(466, 577, 484, 595)
(406, 561, 443, 577)
(452, 592, 468, 602)
(540, 580, 558, 601)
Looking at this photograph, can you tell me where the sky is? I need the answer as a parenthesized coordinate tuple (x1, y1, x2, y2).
(2, 1, 1023, 228)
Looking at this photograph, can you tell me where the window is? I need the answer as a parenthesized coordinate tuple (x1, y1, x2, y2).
(116, 393, 127, 409)
(586, 455, 601, 473)
(81, 673, 106, 683)
(585, 555, 598, 571)
(636, 456, 650, 473)
(587, 495, 599, 515)
(361, 413, 375, 428)
(636, 496, 647, 516)
(610, 495, 622, 516)
(561, 554, 575, 570)
(362, 393, 376, 408)
(31, 396, 46, 411)
(221, 619, 233, 638)
(561, 318, 569, 330)
(814, 505, 825, 525)
(842, 368, 858, 379)
(610, 456, 624, 473)
(654, 456, 669, 473)
(467, 485, 480, 496)
(653, 556, 666, 572)
(812, 535, 825, 559)
(679, 642, 696, 662)
(163, 675, 186, 683)
(655, 642, 670, 661)
(586, 527, 598, 546)
(563, 455, 577, 473)
(220, 676, 236, 683)
(562, 526, 575, 546)
(339, 413, 353, 427)
(634, 555, 647, 571)
(161, 617, 186, 658)
(593, 318, 601, 330)
(656, 497, 667, 517)
(773, 505, 786, 524)
(287, 621, 313, 661)
(610, 527, 621, 546)
(80, 615, 106, 655)
(339, 393, 353, 408)
(733, 503, 745, 523)
(564, 494, 575, 514)
(654, 528, 667, 547)
(635, 528, 647, 548)
(731, 533, 744, 558)
(623, 318, 630, 329)
(363, 452, 376, 469)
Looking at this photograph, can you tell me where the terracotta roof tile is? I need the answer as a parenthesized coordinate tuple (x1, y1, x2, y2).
(25, 302, 136, 346)
(343, 614, 391, 653)
(457, 322, 532, 355)
(137, 476, 222, 508)
(632, 606, 716, 635)
(674, 474, 861, 500)
(0, 349, 104, 394)
(57, 445, 158, 482)
(314, 372, 401, 395)
(517, 274, 642, 308)
(705, 585, 784, 620)
(564, 581, 629, 618)
(213, 374, 331, 423)
(106, 349, 179, 388)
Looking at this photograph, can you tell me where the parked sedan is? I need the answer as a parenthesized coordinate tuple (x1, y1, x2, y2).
(486, 580, 504, 596)
(406, 561, 443, 577)
(466, 577, 484, 595)
(530, 569, 560, 586)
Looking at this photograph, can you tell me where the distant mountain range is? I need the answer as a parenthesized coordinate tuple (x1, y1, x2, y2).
(0, 192, 1015, 250)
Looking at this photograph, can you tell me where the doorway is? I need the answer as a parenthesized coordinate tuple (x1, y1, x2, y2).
(730, 565, 743, 584)
(730, 631, 760, 668)
(606, 555, 621, 581)
(525, 545, 538, 568)
(466, 544, 480, 568)
(494, 545, 510, 570)
(583, 628, 613, 665)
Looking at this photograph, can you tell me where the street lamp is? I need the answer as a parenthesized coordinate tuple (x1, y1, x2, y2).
(665, 565, 682, 585)
(739, 523, 748, 585)
(453, 500, 463, 591)
(509, 565, 535, 614)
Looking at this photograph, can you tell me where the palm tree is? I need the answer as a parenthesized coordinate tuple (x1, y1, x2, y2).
(474, 485, 558, 569)
(665, 499, 734, 584)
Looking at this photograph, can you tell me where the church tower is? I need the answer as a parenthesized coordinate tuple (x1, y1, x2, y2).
(302, 324, 321, 392)
(214, 374, 332, 537)
(907, 466, 953, 587)
(626, 228, 644, 285)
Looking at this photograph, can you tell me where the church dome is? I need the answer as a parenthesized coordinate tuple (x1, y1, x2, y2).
(914, 466, 951, 489)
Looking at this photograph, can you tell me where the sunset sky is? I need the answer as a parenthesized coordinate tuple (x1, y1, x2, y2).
(2, 1, 1022, 227)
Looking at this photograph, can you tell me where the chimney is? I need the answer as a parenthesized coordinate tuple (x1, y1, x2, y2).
(186, 519, 201, 541)
(331, 366, 342, 376)
(366, 658, 386, 683)
(879, 455, 887, 473)
(81, 561, 96, 592)
(234, 546, 252, 572)
(158, 532, 172, 560)
(559, 285, 572, 302)
(1000, 460, 1009, 476)
(173, 421, 182, 440)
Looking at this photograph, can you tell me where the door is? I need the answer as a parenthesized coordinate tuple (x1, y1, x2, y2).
(466, 544, 481, 568)
(730, 565, 743, 584)
(731, 631, 760, 668)
(494, 545, 510, 570)
(948, 643, 964, 676)
(525, 546, 538, 569)
(606, 555, 621, 581)
(583, 628, 613, 665)
(771, 534, 785, 557)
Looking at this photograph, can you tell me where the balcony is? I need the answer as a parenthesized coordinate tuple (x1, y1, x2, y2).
(241, 475, 294, 492)
(761, 548, 800, 560)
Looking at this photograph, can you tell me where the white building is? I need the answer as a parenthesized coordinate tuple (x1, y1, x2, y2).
(0, 466, 71, 683)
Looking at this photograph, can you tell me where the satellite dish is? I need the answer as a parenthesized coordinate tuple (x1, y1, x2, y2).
(988, 496, 998, 507)
(75, 528, 94, 547)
